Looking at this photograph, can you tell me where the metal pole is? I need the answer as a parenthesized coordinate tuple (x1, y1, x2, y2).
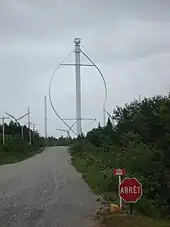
(119, 175, 122, 209)
(103, 107, 106, 126)
(21, 126, 24, 139)
(33, 124, 35, 142)
(74, 38, 82, 135)
(139, 94, 141, 102)
(44, 95, 47, 138)
(112, 117, 114, 127)
(28, 107, 31, 145)
(0, 117, 8, 145)
(2, 118, 5, 145)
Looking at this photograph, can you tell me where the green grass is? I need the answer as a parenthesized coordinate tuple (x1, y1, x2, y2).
(0, 147, 44, 165)
(0, 135, 44, 165)
(97, 212, 170, 227)
(71, 150, 117, 199)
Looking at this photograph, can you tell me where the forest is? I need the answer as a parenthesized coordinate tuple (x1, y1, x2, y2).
(71, 93, 170, 220)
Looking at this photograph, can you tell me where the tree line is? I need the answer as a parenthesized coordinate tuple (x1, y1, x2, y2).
(0, 120, 68, 164)
(0, 121, 39, 143)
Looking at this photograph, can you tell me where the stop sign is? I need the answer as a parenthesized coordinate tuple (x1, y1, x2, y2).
(119, 178, 143, 203)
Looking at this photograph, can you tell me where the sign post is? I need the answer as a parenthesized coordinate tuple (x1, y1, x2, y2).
(119, 177, 143, 214)
(113, 168, 125, 209)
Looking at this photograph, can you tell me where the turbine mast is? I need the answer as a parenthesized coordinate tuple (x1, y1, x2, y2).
(44, 95, 48, 138)
(74, 38, 82, 135)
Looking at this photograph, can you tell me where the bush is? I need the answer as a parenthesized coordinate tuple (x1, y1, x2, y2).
(71, 94, 170, 218)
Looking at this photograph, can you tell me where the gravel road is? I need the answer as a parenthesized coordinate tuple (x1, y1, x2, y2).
(0, 146, 99, 227)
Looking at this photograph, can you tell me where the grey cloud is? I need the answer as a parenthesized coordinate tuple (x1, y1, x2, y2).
(81, 20, 170, 64)
(89, 0, 170, 22)
(0, 0, 170, 137)
(1, 0, 170, 41)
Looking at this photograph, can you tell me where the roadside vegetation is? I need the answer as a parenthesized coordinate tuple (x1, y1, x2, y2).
(70, 93, 170, 226)
(0, 121, 45, 164)
(0, 121, 76, 165)
(96, 212, 170, 227)
(44, 135, 76, 147)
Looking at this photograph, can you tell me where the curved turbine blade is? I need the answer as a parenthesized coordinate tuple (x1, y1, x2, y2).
(5, 112, 17, 121)
(56, 128, 68, 132)
(17, 112, 29, 121)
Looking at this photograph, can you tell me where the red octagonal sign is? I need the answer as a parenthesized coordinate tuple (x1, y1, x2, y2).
(119, 178, 143, 203)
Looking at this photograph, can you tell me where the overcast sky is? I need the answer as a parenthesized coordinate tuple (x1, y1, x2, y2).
(0, 0, 170, 137)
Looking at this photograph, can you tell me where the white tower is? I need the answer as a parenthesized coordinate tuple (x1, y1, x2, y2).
(74, 38, 82, 135)
(44, 95, 48, 138)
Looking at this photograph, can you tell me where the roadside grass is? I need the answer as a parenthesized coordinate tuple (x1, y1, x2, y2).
(0, 147, 44, 165)
(71, 149, 118, 200)
(71, 148, 170, 227)
(0, 135, 44, 165)
(97, 212, 170, 227)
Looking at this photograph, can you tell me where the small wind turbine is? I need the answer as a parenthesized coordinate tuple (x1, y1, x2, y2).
(56, 121, 76, 138)
(5, 111, 29, 139)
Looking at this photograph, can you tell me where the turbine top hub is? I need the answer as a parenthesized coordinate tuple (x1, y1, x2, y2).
(74, 38, 81, 45)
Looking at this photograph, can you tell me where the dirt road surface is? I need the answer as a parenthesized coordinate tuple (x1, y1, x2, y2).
(0, 147, 99, 227)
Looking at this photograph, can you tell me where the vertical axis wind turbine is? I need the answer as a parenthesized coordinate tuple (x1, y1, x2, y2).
(49, 38, 108, 136)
